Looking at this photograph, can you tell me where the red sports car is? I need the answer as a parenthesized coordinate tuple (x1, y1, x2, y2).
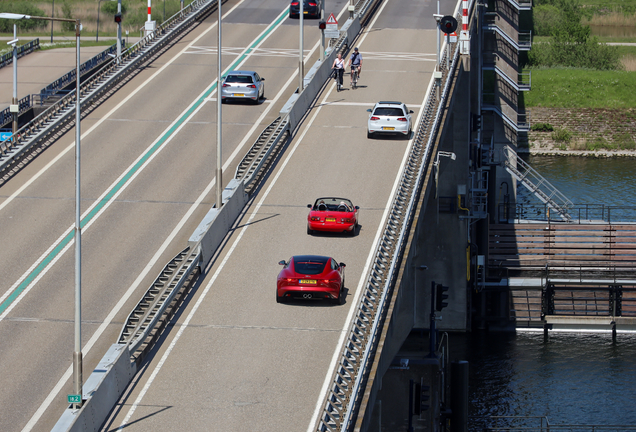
(276, 255, 346, 304)
(307, 197, 359, 235)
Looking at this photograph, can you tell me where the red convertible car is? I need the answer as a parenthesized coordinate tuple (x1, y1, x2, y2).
(307, 197, 359, 235)
(276, 255, 346, 304)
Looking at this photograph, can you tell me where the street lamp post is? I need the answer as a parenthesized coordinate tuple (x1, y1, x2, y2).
(299, 0, 304, 92)
(0, 11, 84, 410)
(216, 0, 223, 209)
(9, 25, 18, 140)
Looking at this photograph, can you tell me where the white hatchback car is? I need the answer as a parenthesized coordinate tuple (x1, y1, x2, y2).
(221, 70, 265, 104)
(367, 101, 413, 139)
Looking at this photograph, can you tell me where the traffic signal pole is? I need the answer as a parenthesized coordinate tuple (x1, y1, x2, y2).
(428, 281, 437, 358)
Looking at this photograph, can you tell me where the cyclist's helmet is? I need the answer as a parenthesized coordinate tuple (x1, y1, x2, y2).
(354, 47, 359, 51)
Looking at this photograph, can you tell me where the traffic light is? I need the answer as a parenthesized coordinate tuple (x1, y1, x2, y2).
(318, 20, 326, 30)
(414, 383, 430, 414)
(471, 113, 481, 131)
(439, 15, 458, 34)
(435, 283, 449, 311)
(114, 12, 122, 23)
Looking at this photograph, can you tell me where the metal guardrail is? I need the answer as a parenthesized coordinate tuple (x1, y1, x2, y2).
(316, 5, 465, 431)
(499, 203, 636, 224)
(118, 247, 200, 354)
(235, 116, 289, 193)
(0, 94, 31, 129)
(0, 0, 215, 177)
(0, 37, 39, 69)
(39, 43, 120, 100)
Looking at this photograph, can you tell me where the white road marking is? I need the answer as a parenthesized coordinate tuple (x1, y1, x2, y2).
(306, 0, 436, 429)
(362, 50, 437, 61)
(187, 46, 313, 57)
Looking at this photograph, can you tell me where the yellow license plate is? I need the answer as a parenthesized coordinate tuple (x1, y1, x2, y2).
(326, 217, 336, 222)
(300, 279, 317, 284)
(234, 93, 244, 97)
(383, 127, 395, 131)
(304, 11, 308, 13)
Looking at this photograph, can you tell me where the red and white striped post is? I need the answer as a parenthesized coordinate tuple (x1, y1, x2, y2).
(144, 0, 156, 37)
(147, 0, 152, 22)
(459, 0, 470, 54)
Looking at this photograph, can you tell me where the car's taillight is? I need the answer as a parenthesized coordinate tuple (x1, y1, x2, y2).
(397, 117, 407, 122)
(247, 84, 256, 88)
(341, 218, 351, 223)
(309, 2, 317, 5)
(284, 278, 297, 286)
(291, 1, 299, 5)
(222, 83, 230, 87)
(310, 216, 321, 221)
(370, 116, 380, 120)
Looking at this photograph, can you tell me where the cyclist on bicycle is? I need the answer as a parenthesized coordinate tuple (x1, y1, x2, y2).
(332, 53, 345, 91)
(349, 47, 362, 86)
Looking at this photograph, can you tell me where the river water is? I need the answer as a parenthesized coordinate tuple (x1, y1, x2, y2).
(461, 156, 636, 430)
(517, 155, 636, 221)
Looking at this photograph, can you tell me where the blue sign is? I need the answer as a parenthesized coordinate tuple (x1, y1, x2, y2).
(0, 132, 12, 142)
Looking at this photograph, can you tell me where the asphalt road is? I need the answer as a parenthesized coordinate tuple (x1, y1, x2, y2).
(0, 0, 455, 430)
(101, 0, 452, 431)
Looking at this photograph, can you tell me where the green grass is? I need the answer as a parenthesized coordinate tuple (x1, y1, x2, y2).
(524, 68, 636, 108)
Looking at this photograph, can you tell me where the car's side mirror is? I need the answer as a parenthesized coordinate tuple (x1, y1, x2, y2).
(409, 110, 414, 113)
(278, 260, 287, 266)
(339, 262, 346, 268)
(366, 109, 372, 112)
(261, 77, 265, 81)
(355, 206, 360, 210)
(307, 204, 312, 209)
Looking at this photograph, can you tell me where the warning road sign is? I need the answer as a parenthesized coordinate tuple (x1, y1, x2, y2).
(325, 13, 338, 38)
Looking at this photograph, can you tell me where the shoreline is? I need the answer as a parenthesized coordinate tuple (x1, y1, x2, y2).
(521, 147, 636, 157)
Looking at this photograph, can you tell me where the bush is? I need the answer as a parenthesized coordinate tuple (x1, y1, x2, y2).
(585, 136, 615, 150)
(552, 127, 573, 142)
(528, 0, 622, 70)
(533, 4, 563, 36)
(0, 2, 47, 32)
(61, 2, 75, 32)
(102, 1, 128, 15)
(531, 122, 555, 132)
(615, 133, 636, 149)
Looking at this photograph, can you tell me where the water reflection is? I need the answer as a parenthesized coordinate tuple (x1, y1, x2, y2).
(589, 24, 636, 39)
(451, 332, 636, 429)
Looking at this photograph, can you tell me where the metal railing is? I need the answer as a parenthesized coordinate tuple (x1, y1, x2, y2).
(38, 43, 120, 100)
(316, 4, 466, 431)
(479, 416, 636, 432)
(482, 96, 530, 131)
(0, 0, 216, 177)
(0, 38, 39, 69)
(499, 202, 636, 224)
(502, 145, 573, 221)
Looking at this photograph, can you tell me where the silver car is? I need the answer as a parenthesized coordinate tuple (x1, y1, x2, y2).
(221, 70, 265, 104)
(367, 101, 413, 139)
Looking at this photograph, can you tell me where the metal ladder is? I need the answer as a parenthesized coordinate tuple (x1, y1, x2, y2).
(502, 145, 573, 222)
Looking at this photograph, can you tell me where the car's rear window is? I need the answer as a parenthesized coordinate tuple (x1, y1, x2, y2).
(226, 75, 254, 83)
(373, 107, 404, 116)
(294, 257, 328, 275)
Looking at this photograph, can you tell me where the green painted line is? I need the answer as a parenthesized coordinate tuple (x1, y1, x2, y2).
(0, 9, 288, 316)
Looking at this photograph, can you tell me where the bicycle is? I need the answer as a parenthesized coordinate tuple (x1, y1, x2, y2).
(333, 68, 344, 92)
(350, 66, 358, 89)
